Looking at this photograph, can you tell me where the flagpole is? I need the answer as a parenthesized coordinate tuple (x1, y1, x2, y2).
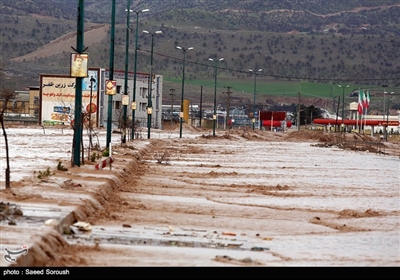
(362, 89, 368, 134)
(364, 90, 367, 133)
(357, 89, 363, 133)
(363, 108, 365, 134)
(358, 89, 360, 132)
(356, 111, 359, 131)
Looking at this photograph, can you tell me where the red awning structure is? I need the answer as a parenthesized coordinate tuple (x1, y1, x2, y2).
(262, 120, 292, 128)
(313, 119, 399, 126)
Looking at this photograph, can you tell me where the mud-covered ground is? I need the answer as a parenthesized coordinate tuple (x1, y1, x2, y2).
(1, 124, 399, 267)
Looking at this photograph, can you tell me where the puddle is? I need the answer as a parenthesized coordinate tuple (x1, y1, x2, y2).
(63, 225, 269, 252)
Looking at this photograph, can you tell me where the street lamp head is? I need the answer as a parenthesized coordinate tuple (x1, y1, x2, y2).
(132, 8, 150, 14)
(125, 9, 133, 12)
(177, 46, 194, 51)
(208, 58, 214, 61)
(143, 30, 161, 35)
(219, 58, 224, 62)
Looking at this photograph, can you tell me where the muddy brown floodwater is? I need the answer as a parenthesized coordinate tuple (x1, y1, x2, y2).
(1, 126, 399, 267)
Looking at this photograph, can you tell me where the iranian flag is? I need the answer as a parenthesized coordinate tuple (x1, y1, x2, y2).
(358, 90, 364, 114)
(362, 90, 368, 108)
(366, 90, 371, 108)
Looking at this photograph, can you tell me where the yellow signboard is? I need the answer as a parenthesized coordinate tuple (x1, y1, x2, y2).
(183, 99, 190, 122)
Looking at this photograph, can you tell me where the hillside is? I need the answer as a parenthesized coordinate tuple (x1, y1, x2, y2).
(11, 24, 109, 62)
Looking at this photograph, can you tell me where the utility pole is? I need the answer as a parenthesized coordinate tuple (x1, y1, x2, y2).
(297, 92, 301, 131)
(190, 102, 194, 126)
(169, 88, 175, 126)
(333, 96, 337, 114)
(223, 86, 232, 129)
(199, 85, 203, 128)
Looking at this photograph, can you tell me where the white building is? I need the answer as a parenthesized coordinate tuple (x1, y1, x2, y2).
(102, 68, 163, 130)
(349, 102, 400, 134)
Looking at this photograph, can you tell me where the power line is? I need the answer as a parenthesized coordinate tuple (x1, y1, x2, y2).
(139, 48, 400, 83)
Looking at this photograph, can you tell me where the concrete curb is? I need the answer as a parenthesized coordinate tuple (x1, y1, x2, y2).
(1, 142, 152, 267)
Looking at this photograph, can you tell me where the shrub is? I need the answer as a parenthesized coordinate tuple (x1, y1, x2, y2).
(154, 151, 170, 164)
(37, 167, 53, 179)
(57, 161, 68, 171)
(90, 152, 102, 162)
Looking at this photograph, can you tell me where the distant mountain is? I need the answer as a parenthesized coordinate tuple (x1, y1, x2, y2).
(3, 0, 400, 32)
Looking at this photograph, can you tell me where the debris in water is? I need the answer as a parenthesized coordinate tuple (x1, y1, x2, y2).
(45, 219, 59, 226)
(73, 221, 92, 231)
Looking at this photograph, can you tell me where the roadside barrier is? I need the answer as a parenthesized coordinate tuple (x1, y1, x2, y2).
(95, 157, 114, 170)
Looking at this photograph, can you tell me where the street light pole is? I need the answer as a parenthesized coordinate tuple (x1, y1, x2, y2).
(143, 30, 162, 139)
(249, 68, 262, 130)
(338, 84, 349, 131)
(73, 0, 84, 167)
(209, 57, 224, 137)
(131, 8, 149, 140)
(176, 46, 194, 138)
(88, 75, 96, 161)
(106, 0, 116, 149)
(385, 91, 394, 141)
(122, 0, 132, 144)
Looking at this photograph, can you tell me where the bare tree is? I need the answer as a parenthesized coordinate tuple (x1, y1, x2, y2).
(0, 87, 16, 189)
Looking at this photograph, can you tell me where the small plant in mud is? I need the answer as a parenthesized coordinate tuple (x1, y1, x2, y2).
(102, 149, 109, 157)
(36, 167, 54, 179)
(154, 151, 170, 164)
(57, 161, 68, 171)
(90, 152, 102, 162)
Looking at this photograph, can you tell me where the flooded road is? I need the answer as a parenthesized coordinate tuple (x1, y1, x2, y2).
(55, 136, 399, 266)
(1, 128, 399, 266)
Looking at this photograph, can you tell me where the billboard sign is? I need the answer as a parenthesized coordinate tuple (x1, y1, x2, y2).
(40, 70, 98, 126)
